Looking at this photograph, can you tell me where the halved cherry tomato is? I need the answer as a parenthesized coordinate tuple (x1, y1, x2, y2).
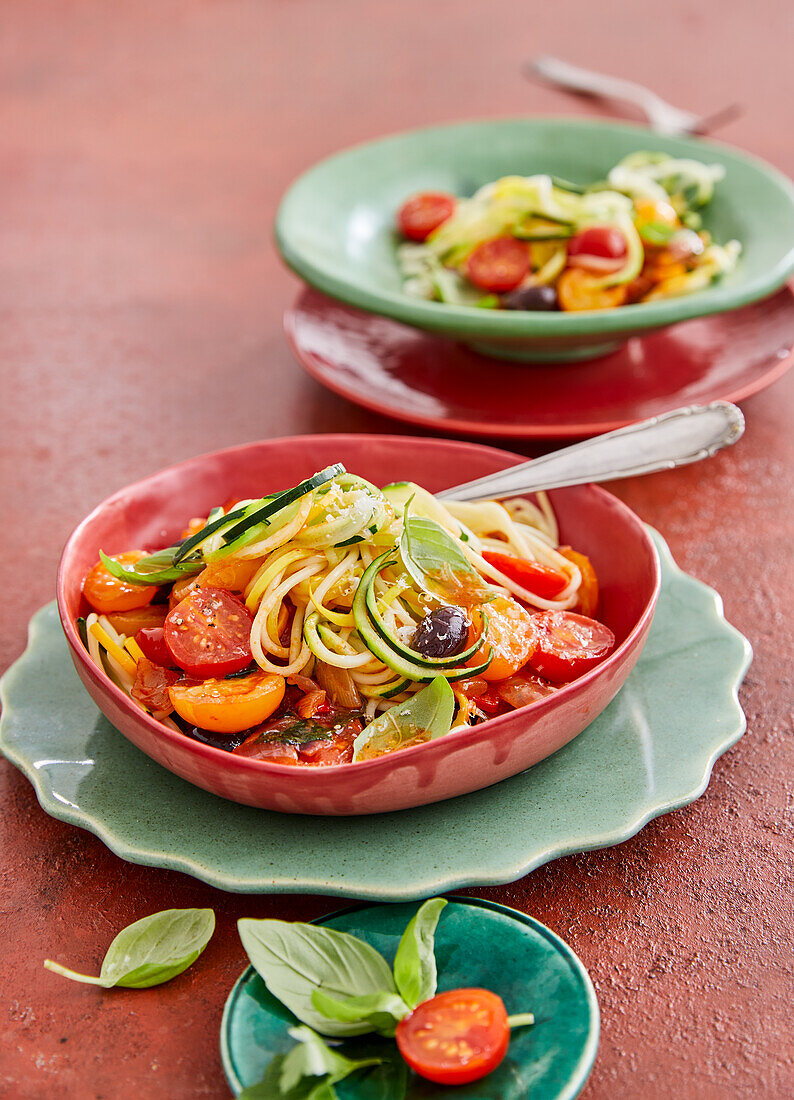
(82, 551, 158, 614)
(397, 191, 456, 241)
(527, 611, 615, 682)
(168, 671, 285, 734)
(468, 595, 536, 681)
(104, 605, 168, 636)
(164, 586, 254, 678)
(465, 237, 530, 292)
(481, 550, 568, 599)
(496, 671, 557, 709)
(135, 626, 174, 667)
(557, 268, 628, 312)
(396, 988, 510, 1085)
(557, 547, 599, 617)
(567, 225, 627, 267)
(195, 558, 260, 593)
(131, 657, 180, 718)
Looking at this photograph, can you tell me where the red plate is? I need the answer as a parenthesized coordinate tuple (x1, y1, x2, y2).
(285, 286, 794, 439)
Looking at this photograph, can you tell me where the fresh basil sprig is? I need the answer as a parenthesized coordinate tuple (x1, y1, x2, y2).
(236, 919, 400, 1037)
(99, 547, 204, 586)
(44, 908, 215, 988)
(352, 677, 455, 762)
(399, 514, 491, 603)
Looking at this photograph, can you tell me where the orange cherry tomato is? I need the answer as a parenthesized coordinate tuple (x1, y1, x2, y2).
(527, 611, 614, 682)
(396, 988, 510, 1085)
(481, 550, 568, 599)
(168, 671, 285, 734)
(469, 595, 536, 682)
(465, 237, 530, 292)
(398, 191, 456, 241)
(82, 551, 158, 614)
(195, 559, 260, 593)
(557, 268, 628, 311)
(104, 605, 168, 636)
(557, 547, 599, 617)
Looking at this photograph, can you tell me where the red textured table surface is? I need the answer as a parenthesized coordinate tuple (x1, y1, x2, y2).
(1, 3, 792, 1097)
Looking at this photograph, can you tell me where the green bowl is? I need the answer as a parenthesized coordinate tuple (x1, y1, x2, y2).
(275, 117, 794, 361)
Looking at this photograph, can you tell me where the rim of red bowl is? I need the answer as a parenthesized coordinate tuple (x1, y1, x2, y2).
(57, 434, 662, 783)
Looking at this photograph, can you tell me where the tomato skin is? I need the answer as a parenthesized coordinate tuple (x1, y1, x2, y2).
(135, 626, 174, 667)
(396, 988, 510, 1085)
(164, 586, 254, 678)
(398, 191, 456, 241)
(568, 225, 627, 261)
(83, 551, 158, 614)
(169, 671, 286, 734)
(468, 595, 536, 682)
(527, 611, 615, 682)
(557, 547, 599, 617)
(131, 657, 180, 718)
(465, 237, 530, 292)
(481, 550, 568, 599)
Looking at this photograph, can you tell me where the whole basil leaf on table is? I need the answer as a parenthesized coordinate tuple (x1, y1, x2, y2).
(352, 675, 456, 761)
(237, 918, 398, 1037)
(43, 908, 215, 988)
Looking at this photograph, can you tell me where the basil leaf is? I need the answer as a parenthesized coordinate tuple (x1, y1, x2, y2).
(395, 512, 477, 598)
(44, 908, 215, 988)
(99, 548, 203, 586)
(281, 1026, 382, 1091)
(237, 919, 397, 1037)
(352, 676, 455, 762)
(310, 990, 409, 1036)
(393, 897, 447, 1008)
(238, 1028, 384, 1100)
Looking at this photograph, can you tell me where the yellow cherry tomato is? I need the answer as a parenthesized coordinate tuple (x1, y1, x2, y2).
(168, 671, 285, 734)
(83, 551, 158, 614)
(634, 198, 678, 229)
(557, 268, 628, 312)
(469, 595, 536, 682)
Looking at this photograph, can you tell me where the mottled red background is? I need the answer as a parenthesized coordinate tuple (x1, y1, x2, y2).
(1, 2, 792, 1097)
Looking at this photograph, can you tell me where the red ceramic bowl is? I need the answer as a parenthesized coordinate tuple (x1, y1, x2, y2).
(57, 435, 660, 815)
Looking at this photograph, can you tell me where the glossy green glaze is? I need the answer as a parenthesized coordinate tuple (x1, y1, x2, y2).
(275, 117, 794, 359)
(220, 898, 599, 1099)
(0, 531, 750, 897)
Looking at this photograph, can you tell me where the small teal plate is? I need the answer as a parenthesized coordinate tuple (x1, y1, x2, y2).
(0, 530, 750, 898)
(220, 897, 599, 1099)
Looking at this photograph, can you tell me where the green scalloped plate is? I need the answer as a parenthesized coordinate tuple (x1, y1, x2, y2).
(220, 898, 599, 1099)
(0, 530, 750, 899)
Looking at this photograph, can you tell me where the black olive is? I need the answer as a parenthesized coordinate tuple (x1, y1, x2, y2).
(502, 285, 558, 311)
(411, 605, 470, 659)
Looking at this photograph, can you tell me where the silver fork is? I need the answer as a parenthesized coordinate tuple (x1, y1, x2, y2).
(437, 403, 744, 502)
(528, 55, 741, 136)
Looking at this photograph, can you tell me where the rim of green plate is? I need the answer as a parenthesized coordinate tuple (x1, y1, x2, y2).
(275, 116, 794, 338)
(220, 895, 600, 1099)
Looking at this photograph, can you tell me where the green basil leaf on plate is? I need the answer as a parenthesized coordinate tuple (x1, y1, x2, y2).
(44, 908, 215, 988)
(310, 990, 410, 1036)
(238, 1026, 384, 1099)
(393, 897, 447, 1009)
(237, 919, 397, 1037)
(352, 676, 455, 762)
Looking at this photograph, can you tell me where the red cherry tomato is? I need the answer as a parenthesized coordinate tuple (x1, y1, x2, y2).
(568, 225, 628, 260)
(527, 611, 615, 682)
(557, 547, 599, 617)
(135, 626, 174, 668)
(397, 192, 456, 241)
(465, 238, 530, 292)
(396, 988, 510, 1085)
(164, 586, 254, 678)
(482, 550, 568, 599)
(130, 657, 180, 719)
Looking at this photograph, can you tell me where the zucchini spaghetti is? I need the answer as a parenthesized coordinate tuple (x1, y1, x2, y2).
(79, 466, 615, 765)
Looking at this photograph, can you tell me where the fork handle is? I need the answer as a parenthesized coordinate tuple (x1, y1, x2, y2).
(436, 403, 745, 502)
(530, 55, 671, 119)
